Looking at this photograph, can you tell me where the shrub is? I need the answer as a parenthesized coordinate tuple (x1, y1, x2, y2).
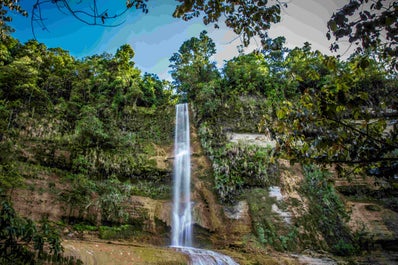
(98, 225, 135, 240)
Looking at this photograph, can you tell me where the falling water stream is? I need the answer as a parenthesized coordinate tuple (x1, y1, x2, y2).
(171, 103, 239, 265)
(172, 103, 193, 247)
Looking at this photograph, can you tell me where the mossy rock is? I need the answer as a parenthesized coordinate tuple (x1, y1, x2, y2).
(99, 225, 138, 240)
(63, 241, 189, 265)
(365, 204, 382, 212)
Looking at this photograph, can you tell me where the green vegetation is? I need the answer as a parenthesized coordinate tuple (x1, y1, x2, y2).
(0, 2, 397, 261)
(171, 30, 397, 199)
(0, 32, 175, 263)
(0, 35, 175, 184)
(0, 198, 82, 265)
(298, 165, 359, 256)
(170, 31, 396, 256)
(9, 1, 396, 72)
(98, 225, 136, 240)
(262, 44, 397, 181)
(201, 129, 279, 203)
(246, 188, 297, 252)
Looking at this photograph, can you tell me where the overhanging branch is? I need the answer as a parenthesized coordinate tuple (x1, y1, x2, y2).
(30, 0, 148, 39)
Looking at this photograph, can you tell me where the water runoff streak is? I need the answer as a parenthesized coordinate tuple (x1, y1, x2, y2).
(171, 103, 239, 265)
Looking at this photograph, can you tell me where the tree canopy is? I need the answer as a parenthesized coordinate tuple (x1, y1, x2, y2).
(0, 0, 27, 39)
(261, 43, 397, 179)
(1, 0, 397, 189)
(169, 30, 219, 101)
(2, 0, 397, 70)
(0, 4, 397, 261)
(173, 0, 284, 46)
(327, 0, 398, 70)
(168, 31, 397, 197)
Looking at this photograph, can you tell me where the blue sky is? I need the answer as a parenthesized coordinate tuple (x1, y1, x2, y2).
(10, 0, 348, 80)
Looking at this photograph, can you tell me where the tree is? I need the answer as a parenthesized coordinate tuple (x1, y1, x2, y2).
(261, 44, 398, 180)
(111, 44, 142, 111)
(173, 0, 285, 46)
(74, 105, 110, 148)
(138, 73, 171, 107)
(40, 47, 76, 103)
(222, 52, 269, 95)
(30, 0, 148, 38)
(0, 55, 44, 114)
(327, 0, 398, 71)
(169, 30, 219, 100)
(0, 200, 67, 264)
(114, 44, 136, 67)
(261, 36, 295, 100)
(0, 0, 27, 39)
(6, 0, 397, 72)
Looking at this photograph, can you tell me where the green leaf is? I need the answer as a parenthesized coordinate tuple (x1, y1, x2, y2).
(276, 108, 286, 119)
(336, 105, 345, 113)
(328, 20, 338, 32)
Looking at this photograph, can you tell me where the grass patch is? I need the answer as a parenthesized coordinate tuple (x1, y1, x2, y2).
(99, 225, 136, 240)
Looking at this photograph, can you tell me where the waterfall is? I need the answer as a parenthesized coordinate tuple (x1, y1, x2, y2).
(171, 103, 239, 265)
(172, 103, 192, 247)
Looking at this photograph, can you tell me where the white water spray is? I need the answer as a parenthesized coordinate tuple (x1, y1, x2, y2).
(171, 103, 239, 265)
(172, 103, 192, 247)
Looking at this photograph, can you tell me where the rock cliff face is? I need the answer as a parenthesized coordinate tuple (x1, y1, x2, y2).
(8, 109, 398, 264)
(189, 125, 253, 248)
(119, 123, 253, 248)
(126, 196, 171, 233)
(12, 172, 67, 222)
(9, 119, 254, 250)
(337, 176, 398, 257)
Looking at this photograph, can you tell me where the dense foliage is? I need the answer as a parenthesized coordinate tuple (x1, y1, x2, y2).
(4, 0, 397, 72)
(0, 33, 175, 262)
(299, 165, 359, 256)
(169, 30, 219, 102)
(169, 31, 397, 254)
(0, 3, 397, 259)
(0, 35, 174, 175)
(0, 198, 81, 264)
(327, 0, 398, 70)
(170, 32, 397, 191)
(262, 43, 398, 180)
(0, 36, 175, 194)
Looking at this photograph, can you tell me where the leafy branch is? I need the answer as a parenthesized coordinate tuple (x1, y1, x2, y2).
(31, 0, 149, 39)
(327, 0, 398, 71)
